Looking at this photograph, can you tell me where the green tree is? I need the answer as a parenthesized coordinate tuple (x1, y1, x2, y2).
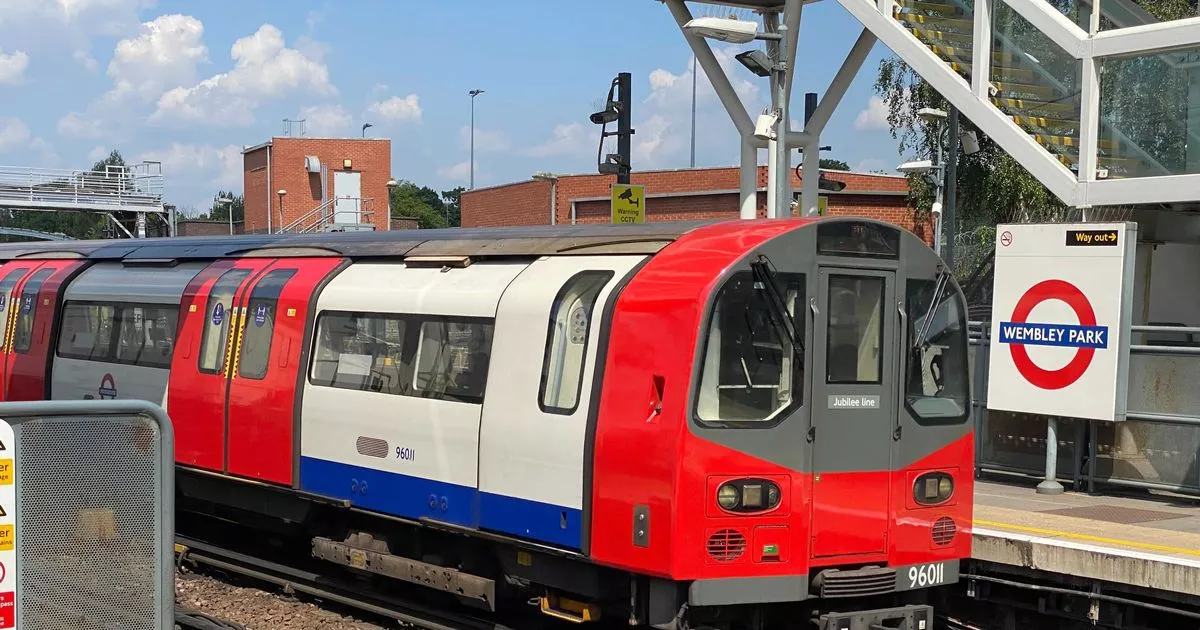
(389, 180, 448, 229)
(819, 158, 851, 171)
(440, 187, 464, 227)
(197, 191, 245, 223)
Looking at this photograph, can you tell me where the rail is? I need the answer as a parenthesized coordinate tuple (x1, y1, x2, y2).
(0, 163, 165, 213)
(972, 320, 1200, 498)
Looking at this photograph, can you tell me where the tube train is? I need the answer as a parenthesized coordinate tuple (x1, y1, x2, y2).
(0, 217, 972, 629)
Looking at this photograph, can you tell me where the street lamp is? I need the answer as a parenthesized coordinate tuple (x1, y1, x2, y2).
(216, 196, 234, 236)
(276, 189, 287, 233)
(469, 89, 484, 189)
(532, 171, 559, 225)
(362, 122, 373, 138)
(386, 179, 398, 231)
(682, 16, 790, 218)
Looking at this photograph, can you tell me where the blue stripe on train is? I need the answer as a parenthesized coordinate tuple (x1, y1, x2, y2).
(298, 457, 582, 550)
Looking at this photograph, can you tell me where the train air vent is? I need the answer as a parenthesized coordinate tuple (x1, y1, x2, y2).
(355, 436, 389, 458)
(932, 517, 956, 546)
(813, 566, 897, 598)
(706, 529, 747, 562)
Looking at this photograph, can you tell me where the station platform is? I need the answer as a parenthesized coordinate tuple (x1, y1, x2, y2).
(972, 479, 1200, 598)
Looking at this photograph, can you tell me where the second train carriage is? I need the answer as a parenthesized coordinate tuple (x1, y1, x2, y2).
(0, 219, 973, 629)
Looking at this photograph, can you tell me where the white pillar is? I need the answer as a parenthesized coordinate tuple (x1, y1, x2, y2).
(740, 140, 757, 219)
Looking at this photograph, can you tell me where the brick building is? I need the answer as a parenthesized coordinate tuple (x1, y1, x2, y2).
(242, 137, 392, 233)
(462, 166, 929, 242)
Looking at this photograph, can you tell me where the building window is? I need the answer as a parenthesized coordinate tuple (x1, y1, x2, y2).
(539, 270, 614, 414)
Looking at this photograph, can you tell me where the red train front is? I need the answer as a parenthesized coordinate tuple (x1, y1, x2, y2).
(589, 217, 972, 628)
(0, 217, 972, 629)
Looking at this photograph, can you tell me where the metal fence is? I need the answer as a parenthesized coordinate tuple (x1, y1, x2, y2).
(972, 321, 1200, 496)
(2, 400, 174, 629)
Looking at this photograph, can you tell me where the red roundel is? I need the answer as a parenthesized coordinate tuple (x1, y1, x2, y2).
(1008, 279, 1096, 390)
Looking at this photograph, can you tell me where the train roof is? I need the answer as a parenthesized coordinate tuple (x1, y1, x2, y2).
(0, 221, 721, 263)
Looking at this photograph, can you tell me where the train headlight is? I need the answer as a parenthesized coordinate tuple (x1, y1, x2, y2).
(717, 484, 739, 509)
(914, 472, 954, 506)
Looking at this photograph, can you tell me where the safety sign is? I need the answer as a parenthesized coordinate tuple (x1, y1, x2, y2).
(610, 184, 645, 224)
(987, 222, 1136, 422)
(0, 419, 15, 629)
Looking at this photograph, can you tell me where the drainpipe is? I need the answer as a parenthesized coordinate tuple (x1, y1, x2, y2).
(570, 201, 577, 225)
(550, 180, 557, 225)
(265, 145, 272, 234)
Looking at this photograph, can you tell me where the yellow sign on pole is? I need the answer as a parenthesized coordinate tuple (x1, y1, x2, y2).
(818, 195, 829, 216)
(611, 184, 646, 224)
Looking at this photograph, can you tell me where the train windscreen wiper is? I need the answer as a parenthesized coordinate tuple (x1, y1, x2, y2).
(913, 267, 950, 351)
(749, 255, 803, 357)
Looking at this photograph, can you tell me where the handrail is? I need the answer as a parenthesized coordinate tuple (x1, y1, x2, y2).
(280, 197, 377, 234)
(278, 198, 338, 234)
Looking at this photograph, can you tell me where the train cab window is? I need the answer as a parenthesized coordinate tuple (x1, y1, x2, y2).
(198, 269, 251, 375)
(696, 270, 805, 425)
(905, 278, 969, 421)
(13, 268, 53, 354)
(238, 269, 296, 380)
(539, 270, 614, 414)
(825, 275, 884, 385)
(413, 319, 494, 404)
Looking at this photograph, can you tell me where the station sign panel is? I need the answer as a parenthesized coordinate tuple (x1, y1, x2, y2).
(987, 222, 1136, 421)
(0, 420, 14, 628)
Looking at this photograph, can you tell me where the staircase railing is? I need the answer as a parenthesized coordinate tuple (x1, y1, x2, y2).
(278, 197, 378, 234)
(277, 197, 336, 234)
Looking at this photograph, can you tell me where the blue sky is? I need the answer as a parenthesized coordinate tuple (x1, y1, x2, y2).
(0, 0, 904, 214)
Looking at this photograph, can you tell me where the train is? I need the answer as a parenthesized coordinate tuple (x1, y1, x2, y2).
(0, 217, 972, 630)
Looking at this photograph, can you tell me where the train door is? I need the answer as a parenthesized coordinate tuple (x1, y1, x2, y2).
(810, 267, 897, 558)
(170, 259, 275, 472)
(225, 258, 344, 485)
(0, 264, 35, 398)
(4, 261, 81, 401)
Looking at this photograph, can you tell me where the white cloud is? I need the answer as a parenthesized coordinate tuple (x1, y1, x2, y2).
(459, 126, 510, 153)
(853, 157, 890, 173)
(854, 96, 891, 131)
(73, 49, 98, 71)
(87, 145, 109, 161)
(0, 118, 30, 152)
(56, 111, 107, 138)
(138, 142, 242, 190)
(300, 104, 352, 136)
(522, 123, 588, 158)
(153, 24, 335, 126)
(0, 0, 157, 54)
(646, 46, 760, 110)
(437, 160, 472, 183)
(367, 94, 422, 124)
(0, 50, 29, 84)
(108, 14, 207, 101)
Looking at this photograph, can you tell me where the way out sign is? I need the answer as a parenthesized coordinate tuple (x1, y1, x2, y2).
(986, 222, 1136, 422)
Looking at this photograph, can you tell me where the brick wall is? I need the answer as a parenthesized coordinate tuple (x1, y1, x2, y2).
(243, 137, 392, 232)
(177, 220, 243, 237)
(461, 179, 552, 227)
(462, 166, 931, 244)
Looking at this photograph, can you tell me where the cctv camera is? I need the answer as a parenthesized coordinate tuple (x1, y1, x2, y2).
(590, 108, 619, 125)
(754, 111, 780, 141)
(931, 201, 943, 216)
(960, 130, 981, 155)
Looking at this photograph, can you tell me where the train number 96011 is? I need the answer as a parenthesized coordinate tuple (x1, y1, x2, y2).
(395, 446, 416, 461)
(906, 562, 947, 589)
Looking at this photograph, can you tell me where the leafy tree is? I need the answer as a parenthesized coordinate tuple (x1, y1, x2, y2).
(819, 158, 851, 171)
(389, 180, 448, 229)
(440, 187, 464, 227)
(197, 191, 245, 223)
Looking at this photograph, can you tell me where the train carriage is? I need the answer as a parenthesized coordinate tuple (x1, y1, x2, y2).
(0, 218, 972, 630)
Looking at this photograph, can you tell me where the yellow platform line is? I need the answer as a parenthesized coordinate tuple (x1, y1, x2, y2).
(975, 519, 1200, 558)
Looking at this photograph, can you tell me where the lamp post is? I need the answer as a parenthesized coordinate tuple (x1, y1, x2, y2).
(216, 196, 234, 235)
(276, 189, 287, 233)
(385, 179, 398, 231)
(362, 122, 373, 138)
(469, 89, 484, 189)
(532, 172, 559, 225)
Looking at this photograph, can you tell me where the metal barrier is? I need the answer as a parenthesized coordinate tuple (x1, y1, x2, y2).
(973, 321, 1200, 496)
(1, 400, 174, 629)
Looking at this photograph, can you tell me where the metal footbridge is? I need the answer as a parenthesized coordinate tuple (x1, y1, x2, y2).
(0, 163, 166, 237)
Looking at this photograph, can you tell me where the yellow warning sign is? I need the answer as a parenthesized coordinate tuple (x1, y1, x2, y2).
(611, 184, 645, 224)
(0, 526, 13, 551)
(818, 196, 829, 215)
(0, 461, 12, 486)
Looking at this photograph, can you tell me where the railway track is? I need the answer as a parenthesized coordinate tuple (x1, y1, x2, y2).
(174, 535, 532, 630)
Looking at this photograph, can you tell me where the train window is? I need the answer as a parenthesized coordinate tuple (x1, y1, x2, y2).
(198, 269, 251, 375)
(0, 268, 27, 352)
(310, 312, 408, 394)
(825, 275, 884, 385)
(13, 268, 53, 354)
(905, 279, 969, 421)
(539, 270, 614, 415)
(817, 221, 900, 259)
(695, 270, 805, 426)
(413, 319, 494, 404)
(238, 269, 296, 380)
(58, 302, 117, 362)
(115, 306, 146, 363)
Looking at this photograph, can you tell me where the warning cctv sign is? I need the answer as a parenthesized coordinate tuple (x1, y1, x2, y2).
(987, 223, 1135, 421)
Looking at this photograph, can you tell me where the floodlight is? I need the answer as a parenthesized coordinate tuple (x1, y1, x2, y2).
(682, 17, 759, 44)
(897, 159, 934, 174)
(735, 49, 774, 77)
(918, 107, 948, 121)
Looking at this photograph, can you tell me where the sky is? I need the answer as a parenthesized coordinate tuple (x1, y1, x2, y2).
(0, 0, 907, 214)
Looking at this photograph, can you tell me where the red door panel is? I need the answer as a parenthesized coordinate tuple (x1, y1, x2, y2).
(4, 261, 82, 401)
(0, 263, 37, 399)
(226, 258, 344, 485)
(169, 259, 275, 471)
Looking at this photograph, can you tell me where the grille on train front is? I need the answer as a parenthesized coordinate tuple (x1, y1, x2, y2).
(813, 566, 898, 598)
(705, 529, 747, 562)
(932, 517, 956, 546)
